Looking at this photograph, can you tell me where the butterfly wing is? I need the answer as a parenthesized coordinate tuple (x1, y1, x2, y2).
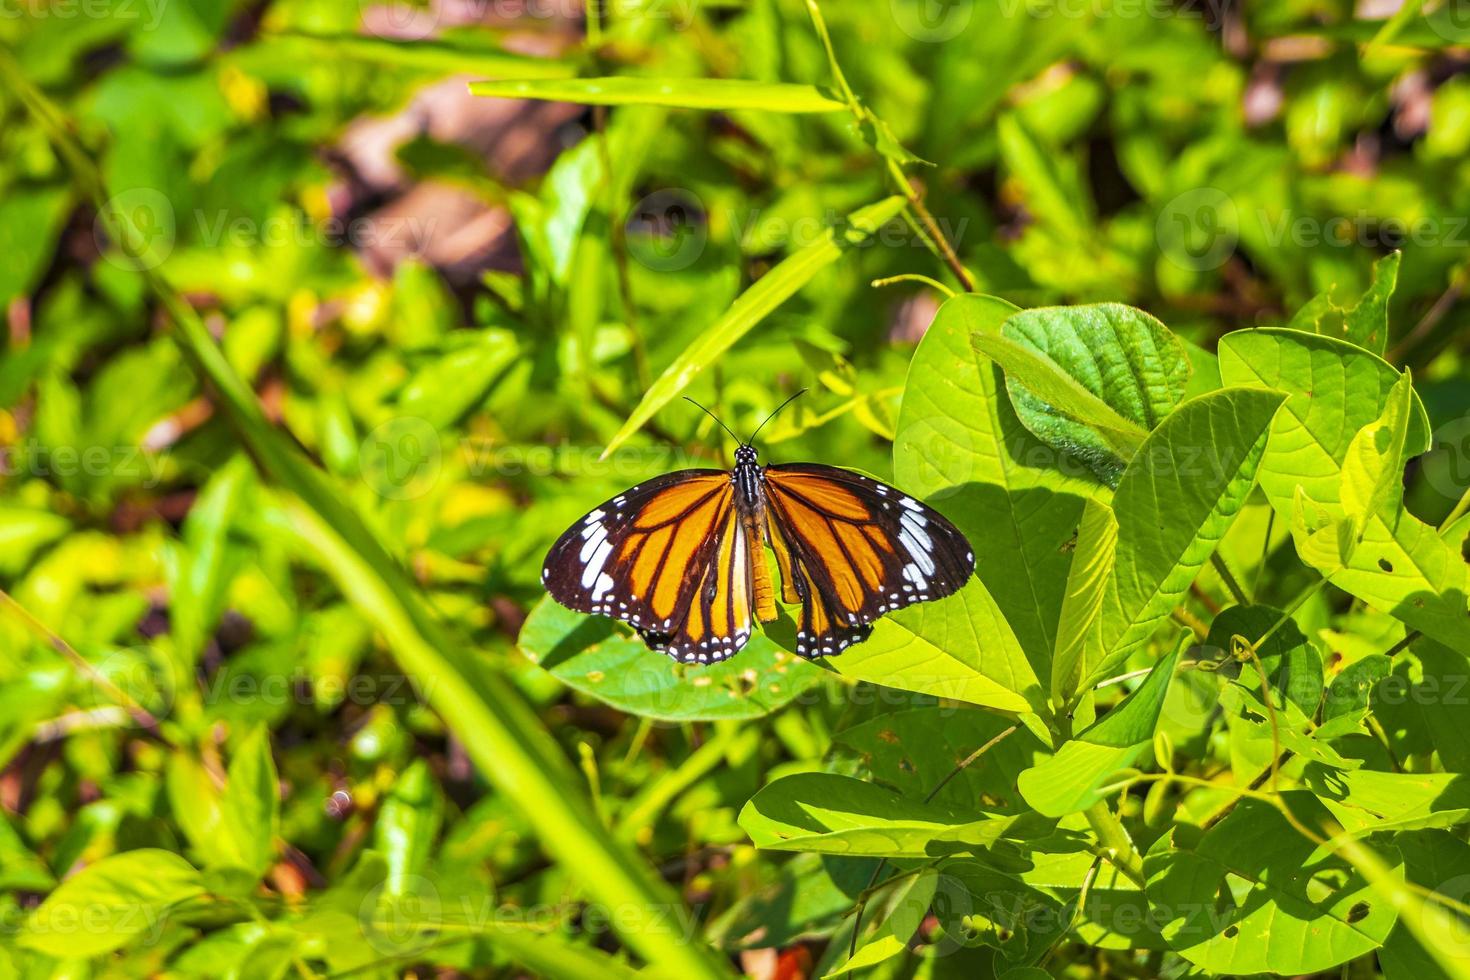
(760, 463, 974, 658)
(541, 469, 757, 664)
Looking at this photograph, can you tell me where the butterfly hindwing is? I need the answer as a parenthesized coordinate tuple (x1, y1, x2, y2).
(760, 463, 974, 659)
(639, 505, 757, 664)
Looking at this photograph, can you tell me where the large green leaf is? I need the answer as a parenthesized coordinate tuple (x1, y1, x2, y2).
(1017, 634, 1184, 816)
(1376, 830, 1470, 980)
(605, 196, 906, 455)
(1219, 329, 1468, 654)
(1144, 801, 1401, 975)
(468, 77, 847, 113)
(219, 725, 280, 879)
(1341, 370, 1413, 538)
(989, 303, 1191, 484)
(893, 294, 1103, 682)
(1079, 388, 1286, 690)
(20, 849, 206, 958)
(254, 31, 577, 79)
(1050, 498, 1118, 702)
(826, 579, 1037, 715)
(517, 597, 822, 721)
(830, 708, 1049, 814)
(1302, 766, 1470, 836)
(740, 772, 1024, 859)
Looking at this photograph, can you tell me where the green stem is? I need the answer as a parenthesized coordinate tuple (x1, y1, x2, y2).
(1082, 801, 1146, 888)
(1210, 552, 1250, 607)
(802, 0, 975, 292)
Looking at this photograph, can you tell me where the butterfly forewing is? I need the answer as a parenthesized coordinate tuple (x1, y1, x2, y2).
(542, 470, 730, 631)
(541, 469, 758, 664)
(760, 463, 974, 658)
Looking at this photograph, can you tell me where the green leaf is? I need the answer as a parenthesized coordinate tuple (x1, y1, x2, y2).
(1341, 369, 1414, 539)
(1081, 388, 1286, 688)
(604, 195, 906, 456)
(997, 113, 1091, 233)
(220, 725, 280, 878)
(970, 331, 1147, 467)
(1145, 801, 1401, 975)
(468, 77, 847, 113)
(826, 578, 1038, 715)
(256, 31, 577, 79)
(830, 707, 1049, 814)
(1376, 830, 1470, 980)
(1204, 604, 1323, 714)
(894, 294, 1103, 684)
(990, 303, 1191, 484)
(517, 597, 823, 721)
(20, 849, 205, 958)
(1302, 766, 1470, 836)
(1018, 634, 1184, 816)
(1317, 653, 1390, 738)
(1343, 250, 1401, 355)
(823, 870, 939, 976)
(166, 753, 235, 870)
(168, 454, 249, 667)
(740, 772, 1024, 859)
(938, 858, 1072, 967)
(1051, 498, 1118, 703)
(1220, 329, 1468, 654)
(376, 759, 443, 897)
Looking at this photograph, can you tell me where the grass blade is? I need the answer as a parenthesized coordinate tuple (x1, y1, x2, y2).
(604, 195, 905, 456)
(469, 76, 847, 112)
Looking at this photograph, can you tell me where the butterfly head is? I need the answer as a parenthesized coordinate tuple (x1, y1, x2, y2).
(734, 445, 759, 467)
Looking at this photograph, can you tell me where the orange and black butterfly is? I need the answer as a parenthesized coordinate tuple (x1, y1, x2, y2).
(542, 395, 974, 664)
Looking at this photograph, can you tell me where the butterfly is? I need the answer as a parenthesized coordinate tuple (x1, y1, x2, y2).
(541, 394, 975, 664)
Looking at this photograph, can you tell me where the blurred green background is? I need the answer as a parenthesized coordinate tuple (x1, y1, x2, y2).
(1, 0, 1468, 976)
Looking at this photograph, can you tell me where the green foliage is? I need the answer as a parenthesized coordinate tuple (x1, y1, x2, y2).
(2, 1, 1470, 978)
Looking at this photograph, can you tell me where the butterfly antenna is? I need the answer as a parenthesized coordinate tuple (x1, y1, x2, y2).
(682, 396, 743, 448)
(746, 388, 808, 446)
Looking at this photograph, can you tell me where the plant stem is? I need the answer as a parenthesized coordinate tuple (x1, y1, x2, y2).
(1210, 552, 1250, 607)
(1082, 801, 1146, 887)
(871, 273, 955, 298)
(802, 0, 975, 292)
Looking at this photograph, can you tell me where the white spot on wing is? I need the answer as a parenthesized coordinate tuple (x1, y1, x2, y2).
(581, 539, 614, 588)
